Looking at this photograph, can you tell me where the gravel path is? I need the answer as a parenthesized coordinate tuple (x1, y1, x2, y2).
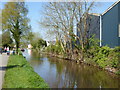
(0, 53, 9, 90)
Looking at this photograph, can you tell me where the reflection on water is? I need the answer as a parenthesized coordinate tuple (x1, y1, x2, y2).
(22, 49, 120, 88)
(28, 49, 32, 55)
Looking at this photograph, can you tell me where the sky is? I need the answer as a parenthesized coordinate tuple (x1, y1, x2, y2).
(1, 0, 118, 41)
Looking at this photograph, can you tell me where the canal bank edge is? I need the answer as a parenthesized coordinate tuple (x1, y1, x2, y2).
(43, 52, 120, 76)
(2, 54, 49, 88)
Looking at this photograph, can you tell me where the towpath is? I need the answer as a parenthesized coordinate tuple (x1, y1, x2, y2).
(0, 53, 9, 90)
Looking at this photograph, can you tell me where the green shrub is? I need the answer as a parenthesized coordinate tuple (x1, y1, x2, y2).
(115, 70, 120, 75)
(100, 46, 111, 56)
(45, 44, 64, 54)
(107, 50, 120, 68)
(96, 57, 108, 68)
(89, 34, 100, 48)
(86, 45, 119, 68)
(113, 46, 120, 52)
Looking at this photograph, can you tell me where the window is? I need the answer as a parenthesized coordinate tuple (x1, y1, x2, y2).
(118, 24, 120, 37)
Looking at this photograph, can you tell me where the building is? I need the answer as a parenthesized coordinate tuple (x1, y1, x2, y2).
(87, 13, 100, 39)
(101, 0, 120, 47)
(76, 13, 100, 45)
(77, 0, 120, 48)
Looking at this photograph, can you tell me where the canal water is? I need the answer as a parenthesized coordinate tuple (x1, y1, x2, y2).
(22, 49, 120, 88)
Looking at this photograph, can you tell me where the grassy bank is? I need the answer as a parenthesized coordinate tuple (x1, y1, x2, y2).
(3, 55, 49, 88)
(44, 44, 120, 75)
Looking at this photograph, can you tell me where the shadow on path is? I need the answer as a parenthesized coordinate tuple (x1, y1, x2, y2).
(0, 64, 26, 71)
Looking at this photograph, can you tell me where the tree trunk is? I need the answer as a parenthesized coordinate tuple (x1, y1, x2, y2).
(81, 43, 84, 61)
(16, 41, 19, 54)
(15, 37, 20, 54)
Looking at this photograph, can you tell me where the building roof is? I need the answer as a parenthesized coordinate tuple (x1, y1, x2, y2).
(102, 0, 120, 15)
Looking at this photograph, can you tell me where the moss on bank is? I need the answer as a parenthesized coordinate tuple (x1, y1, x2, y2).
(3, 55, 49, 88)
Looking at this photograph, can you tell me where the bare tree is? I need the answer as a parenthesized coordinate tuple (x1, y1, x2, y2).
(40, 1, 95, 60)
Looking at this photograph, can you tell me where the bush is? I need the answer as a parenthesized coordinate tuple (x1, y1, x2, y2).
(86, 45, 119, 69)
(108, 52, 119, 68)
(113, 46, 120, 52)
(93, 46, 119, 68)
(45, 44, 64, 54)
(99, 46, 111, 56)
(115, 70, 120, 75)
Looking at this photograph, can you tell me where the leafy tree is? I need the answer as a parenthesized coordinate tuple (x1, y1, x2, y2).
(2, 1, 31, 54)
(38, 38, 47, 48)
(31, 38, 47, 50)
(29, 32, 47, 51)
(2, 31, 13, 47)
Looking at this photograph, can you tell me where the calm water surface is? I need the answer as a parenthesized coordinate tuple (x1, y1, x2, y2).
(22, 49, 120, 88)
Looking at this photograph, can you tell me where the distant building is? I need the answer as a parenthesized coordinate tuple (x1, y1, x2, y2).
(28, 44, 32, 49)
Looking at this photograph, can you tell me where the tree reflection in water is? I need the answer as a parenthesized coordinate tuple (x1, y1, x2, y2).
(24, 50, 120, 88)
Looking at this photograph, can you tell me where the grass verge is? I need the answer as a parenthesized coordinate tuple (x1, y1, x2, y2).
(3, 55, 49, 88)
